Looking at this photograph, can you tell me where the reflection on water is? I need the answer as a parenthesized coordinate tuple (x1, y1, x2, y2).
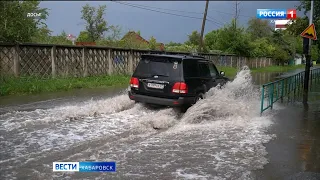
(284, 83, 320, 173)
(252, 71, 320, 179)
(298, 83, 320, 172)
(251, 72, 283, 85)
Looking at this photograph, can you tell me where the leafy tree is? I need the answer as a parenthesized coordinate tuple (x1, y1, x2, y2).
(50, 31, 72, 45)
(81, 4, 108, 42)
(295, 35, 303, 54)
(311, 45, 319, 61)
(185, 30, 200, 46)
(77, 31, 91, 42)
(247, 18, 272, 39)
(273, 44, 290, 65)
(211, 19, 252, 56)
(0, 1, 48, 43)
(297, 0, 320, 22)
(270, 30, 295, 65)
(148, 36, 157, 50)
(297, 0, 320, 58)
(165, 44, 198, 52)
(106, 25, 122, 41)
(204, 29, 220, 50)
(285, 17, 309, 36)
(250, 37, 275, 57)
(166, 41, 182, 46)
(31, 26, 52, 43)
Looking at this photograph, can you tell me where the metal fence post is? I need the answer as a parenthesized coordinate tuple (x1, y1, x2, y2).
(108, 49, 113, 75)
(260, 57, 262, 68)
(310, 69, 313, 91)
(82, 47, 88, 77)
(269, 58, 271, 66)
(13, 44, 20, 77)
(281, 80, 284, 103)
(261, 86, 265, 115)
(270, 84, 274, 110)
(231, 56, 232, 67)
(128, 50, 133, 74)
(51, 45, 56, 78)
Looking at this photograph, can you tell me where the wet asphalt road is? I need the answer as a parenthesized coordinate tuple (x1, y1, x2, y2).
(0, 70, 320, 180)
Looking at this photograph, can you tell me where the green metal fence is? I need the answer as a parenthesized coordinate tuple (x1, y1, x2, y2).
(260, 68, 320, 114)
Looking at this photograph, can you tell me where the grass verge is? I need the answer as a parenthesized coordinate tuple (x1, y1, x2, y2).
(1, 64, 319, 96)
(216, 66, 238, 79)
(0, 75, 130, 96)
(217, 64, 320, 79)
(250, 64, 306, 73)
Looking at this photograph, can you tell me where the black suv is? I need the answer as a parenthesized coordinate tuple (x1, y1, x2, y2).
(128, 54, 229, 109)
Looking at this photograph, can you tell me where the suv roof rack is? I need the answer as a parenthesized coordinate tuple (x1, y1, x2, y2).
(191, 55, 205, 58)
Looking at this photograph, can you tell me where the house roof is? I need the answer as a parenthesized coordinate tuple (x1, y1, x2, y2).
(121, 31, 149, 43)
(121, 31, 164, 46)
(121, 31, 165, 51)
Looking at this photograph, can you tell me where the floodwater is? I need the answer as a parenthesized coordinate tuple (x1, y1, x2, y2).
(253, 82, 320, 180)
(0, 68, 319, 180)
(0, 86, 128, 115)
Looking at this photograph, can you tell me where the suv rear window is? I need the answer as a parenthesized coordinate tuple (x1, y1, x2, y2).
(183, 60, 198, 78)
(133, 57, 181, 78)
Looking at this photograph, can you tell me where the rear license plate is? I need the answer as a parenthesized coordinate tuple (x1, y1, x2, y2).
(147, 83, 164, 89)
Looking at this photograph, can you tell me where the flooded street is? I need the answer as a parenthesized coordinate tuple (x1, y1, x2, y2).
(0, 68, 319, 179)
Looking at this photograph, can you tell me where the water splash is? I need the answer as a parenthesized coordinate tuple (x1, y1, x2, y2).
(0, 93, 134, 131)
(0, 67, 278, 180)
(181, 66, 261, 124)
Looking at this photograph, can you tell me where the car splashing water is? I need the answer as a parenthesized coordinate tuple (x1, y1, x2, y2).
(116, 66, 276, 180)
(0, 66, 277, 180)
(181, 66, 260, 124)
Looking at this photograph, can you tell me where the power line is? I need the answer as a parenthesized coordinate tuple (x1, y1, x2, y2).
(234, 1, 240, 28)
(209, 8, 252, 18)
(113, 1, 251, 19)
(115, 1, 204, 15)
(112, 1, 224, 27)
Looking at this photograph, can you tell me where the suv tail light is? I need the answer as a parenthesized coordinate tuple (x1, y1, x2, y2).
(130, 77, 139, 88)
(172, 82, 188, 94)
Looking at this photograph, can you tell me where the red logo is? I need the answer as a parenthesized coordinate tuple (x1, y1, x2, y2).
(286, 9, 296, 19)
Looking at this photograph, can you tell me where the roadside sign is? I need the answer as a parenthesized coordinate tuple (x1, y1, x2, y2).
(300, 23, 317, 40)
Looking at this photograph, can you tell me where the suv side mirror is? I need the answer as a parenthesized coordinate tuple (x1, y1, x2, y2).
(220, 71, 225, 76)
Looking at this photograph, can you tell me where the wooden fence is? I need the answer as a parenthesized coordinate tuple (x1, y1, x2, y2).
(0, 43, 275, 78)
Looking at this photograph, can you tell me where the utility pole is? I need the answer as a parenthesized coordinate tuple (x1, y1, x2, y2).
(199, 0, 209, 53)
(234, 1, 240, 29)
(303, 0, 314, 104)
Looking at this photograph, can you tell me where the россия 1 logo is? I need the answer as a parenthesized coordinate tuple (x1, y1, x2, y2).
(256, 9, 296, 19)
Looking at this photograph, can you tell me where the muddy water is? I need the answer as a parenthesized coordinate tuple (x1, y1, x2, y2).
(0, 68, 317, 180)
(0, 86, 128, 115)
(253, 83, 320, 180)
(0, 68, 277, 179)
(251, 72, 282, 85)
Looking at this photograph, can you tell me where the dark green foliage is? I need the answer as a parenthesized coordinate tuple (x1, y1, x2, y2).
(0, 1, 49, 43)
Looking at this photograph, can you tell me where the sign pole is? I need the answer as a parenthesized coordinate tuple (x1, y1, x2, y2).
(303, 0, 314, 104)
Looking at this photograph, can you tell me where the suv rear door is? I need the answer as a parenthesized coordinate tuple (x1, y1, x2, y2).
(182, 59, 202, 96)
(197, 60, 218, 91)
(132, 56, 182, 98)
(208, 62, 226, 86)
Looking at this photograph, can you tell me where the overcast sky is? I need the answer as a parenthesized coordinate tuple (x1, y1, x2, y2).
(39, 1, 302, 44)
